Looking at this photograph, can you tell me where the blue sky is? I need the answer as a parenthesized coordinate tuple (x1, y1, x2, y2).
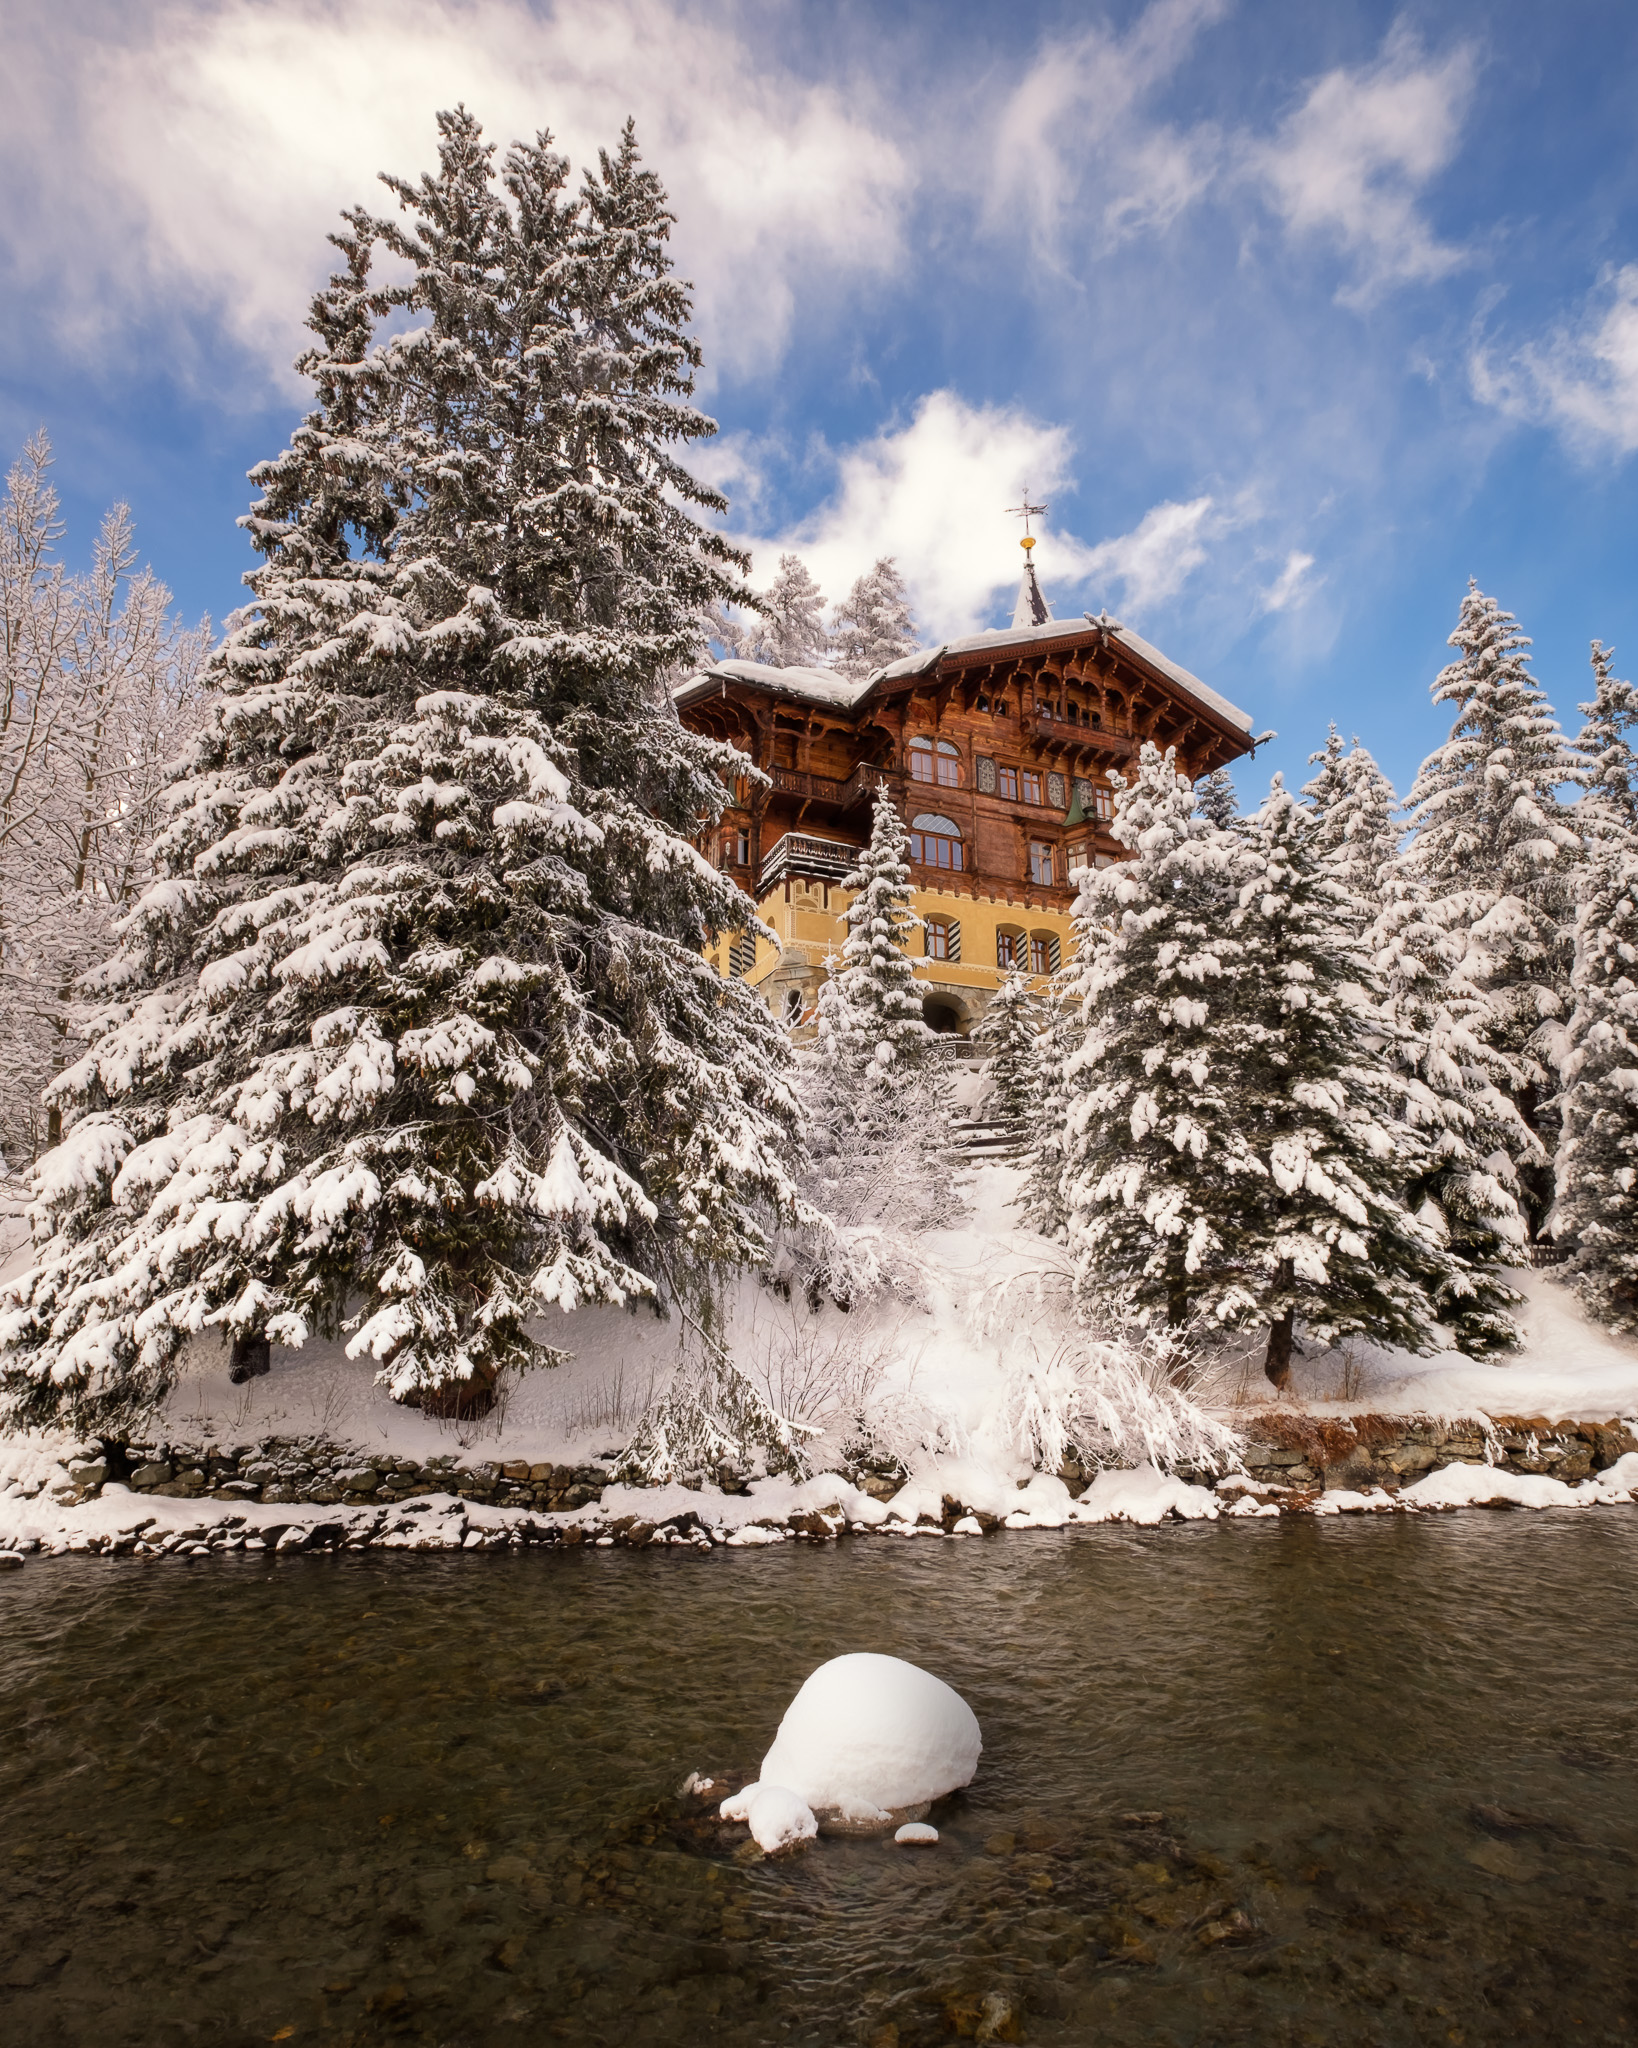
(4, 0, 1636, 801)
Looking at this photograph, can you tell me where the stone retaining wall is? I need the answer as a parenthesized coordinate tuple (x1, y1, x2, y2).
(23, 1436, 617, 1514)
(1232, 1413, 1638, 1494)
(11, 1414, 1637, 1525)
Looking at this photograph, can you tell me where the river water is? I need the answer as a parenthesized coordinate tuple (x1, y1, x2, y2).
(2, 1515, 1635, 2047)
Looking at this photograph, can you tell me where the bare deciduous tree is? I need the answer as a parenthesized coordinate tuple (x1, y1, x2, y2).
(0, 433, 210, 1169)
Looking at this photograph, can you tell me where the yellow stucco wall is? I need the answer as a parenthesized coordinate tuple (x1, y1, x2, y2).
(711, 878, 1077, 1028)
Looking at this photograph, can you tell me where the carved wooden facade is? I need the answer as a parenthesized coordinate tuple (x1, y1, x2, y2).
(675, 608, 1254, 1035)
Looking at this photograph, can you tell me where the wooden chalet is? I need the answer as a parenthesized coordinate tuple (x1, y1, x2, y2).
(675, 551, 1255, 1036)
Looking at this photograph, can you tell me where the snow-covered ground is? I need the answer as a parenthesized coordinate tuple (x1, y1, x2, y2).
(3, 1163, 1638, 1558)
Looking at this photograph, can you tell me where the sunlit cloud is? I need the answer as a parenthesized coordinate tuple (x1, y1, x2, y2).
(1, 0, 911, 388)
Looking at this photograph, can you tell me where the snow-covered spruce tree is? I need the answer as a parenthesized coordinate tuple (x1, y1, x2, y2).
(0, 111, 800, 1428)
(1553, 642, 1638, 1324)
(1367, 860, 1533, 1353)
(1194, 765, 1240, 833)
(1227, 779, 1454, 1386)
(1302, 725, 1399, 926)
(1552, 840, 1638, 1326)
(1061, 746, 1248, 1329)
(975, 971, 1041, 1149)
(794, 789, 956, 1298)
(1020, 973, 1078, 1236)
(831, 557, 917, 681)
(1397, 582, 1581, 1222)
(1572, 639, 1638, 848)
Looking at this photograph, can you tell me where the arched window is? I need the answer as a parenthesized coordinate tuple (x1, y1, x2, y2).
(908, 736, 961, 787)
(909, 813, 964, 871)
(925, 916, 961, 962)
(996, 926, 1024, 969)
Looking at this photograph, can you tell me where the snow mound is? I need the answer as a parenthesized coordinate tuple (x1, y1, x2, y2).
(758, 1653, 982, 1816)
(1400, 1463, 1600, 1511)
(895, 1822, 939, 1845)
(719, 1783, 817, 1854)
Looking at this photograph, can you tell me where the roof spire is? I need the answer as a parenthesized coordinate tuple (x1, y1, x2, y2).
(1006, 485, 1053, 629)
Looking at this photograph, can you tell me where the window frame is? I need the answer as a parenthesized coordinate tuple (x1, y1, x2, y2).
(1029, 840, 1055, 886)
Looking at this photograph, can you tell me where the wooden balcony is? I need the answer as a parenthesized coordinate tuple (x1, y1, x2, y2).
(768, 763, 905, 811)
(758, 831, 863, 893)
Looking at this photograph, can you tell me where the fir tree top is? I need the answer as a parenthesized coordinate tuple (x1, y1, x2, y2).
(1195, 765, 1240, 832)
(1403, 582, 1581, 901)
(1303, 724, 1399, 920)
(1574, 640, 1638, 847)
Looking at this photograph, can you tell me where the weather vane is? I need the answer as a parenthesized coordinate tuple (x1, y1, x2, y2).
(1006, 488, 1048, 553)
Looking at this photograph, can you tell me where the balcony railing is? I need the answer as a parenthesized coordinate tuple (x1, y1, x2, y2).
(758, 831, 862, 893)
(770, 765, 848, 806)
(768, 763, 905, 811)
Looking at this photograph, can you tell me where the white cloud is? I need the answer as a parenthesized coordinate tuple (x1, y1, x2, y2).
(985, 12, 1473, 305)
(2, 0, 910, 386)
(1078, 497, 1218, 618)
(985, 0, 1228, 255)
(1472, 265, 1638, 458)
(733, 391, 1218, 638)
(1247, 27, 1474, 301)
(741, 392, 1084, 637)
(1260, 549, 1317, 613)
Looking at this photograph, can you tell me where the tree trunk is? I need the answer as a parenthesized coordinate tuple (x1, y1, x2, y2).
(1167, 1273, 1189, 1328)
(1264, 1307, 1295, 1388)
(1265, 1260, 1296, 1387)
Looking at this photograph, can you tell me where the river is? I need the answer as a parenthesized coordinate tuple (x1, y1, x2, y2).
(2, 1513, 1634, 2046)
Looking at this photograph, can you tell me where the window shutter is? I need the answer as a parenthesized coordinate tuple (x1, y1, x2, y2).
(730, 934, 756, 979)
(947, 918, 961, 963)
(1048, 934, 1061, 972)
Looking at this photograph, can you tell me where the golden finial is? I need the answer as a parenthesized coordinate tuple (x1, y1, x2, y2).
(1006, 488, 1048, 552)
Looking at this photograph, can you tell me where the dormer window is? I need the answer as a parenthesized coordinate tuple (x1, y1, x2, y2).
(976, 694, 991, 713)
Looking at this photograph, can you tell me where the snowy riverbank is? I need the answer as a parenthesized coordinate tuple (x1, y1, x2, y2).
(4, 1447, 1638, 1565)
(5, 1162, 1638, 1564)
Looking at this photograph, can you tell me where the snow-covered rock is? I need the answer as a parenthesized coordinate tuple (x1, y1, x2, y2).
(757, 1652, 981, 1819)
(719, 1782, 818, 1854)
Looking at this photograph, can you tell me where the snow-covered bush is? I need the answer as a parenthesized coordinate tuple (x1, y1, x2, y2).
(616, 1323, 816, 1486)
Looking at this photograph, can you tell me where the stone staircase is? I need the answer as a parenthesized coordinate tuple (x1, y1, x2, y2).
(955, 1115, 1024, 1163)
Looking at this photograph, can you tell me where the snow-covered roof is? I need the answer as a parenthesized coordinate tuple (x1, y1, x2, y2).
(871, 615, 1253, 736)
(672, 659, 871, 712)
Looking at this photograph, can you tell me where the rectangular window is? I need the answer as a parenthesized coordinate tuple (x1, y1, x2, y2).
(936, 752, 960, 787)
(1029, 841, 1055, 886)
(736, 829, 750, 865)
(1021, 771, 1043, 805)
(998, 766, 1019, 801)
(1066, 842, 1088, 873)
(1030, 936, 1051, 975)
(926, 921, 950, 960)
(910, 746, 935, 782)
(909, 831, 964, 871)
(1094, 788, 1114, 822)
(997, 931, 1019, 970)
